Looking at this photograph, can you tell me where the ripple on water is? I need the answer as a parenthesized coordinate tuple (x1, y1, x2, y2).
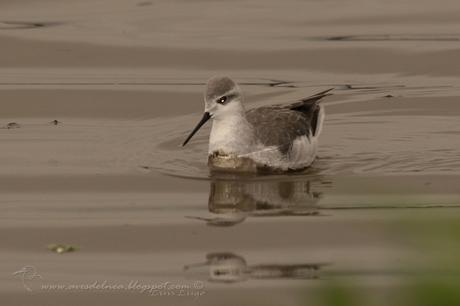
(146, 113, 460, 178)
(311, 34, 460, 42)
(0, 21, 63, 30)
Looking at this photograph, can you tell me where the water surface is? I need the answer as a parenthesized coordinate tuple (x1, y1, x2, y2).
(1, 0, 460, 305)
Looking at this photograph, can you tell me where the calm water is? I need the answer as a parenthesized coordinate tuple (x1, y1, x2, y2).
(1, 0, 460, 305)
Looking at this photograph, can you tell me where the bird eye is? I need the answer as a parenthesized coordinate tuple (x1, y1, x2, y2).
(217, 96, 227, 104)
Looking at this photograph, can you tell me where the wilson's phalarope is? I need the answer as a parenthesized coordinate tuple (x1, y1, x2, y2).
(182, 76, 332, 172)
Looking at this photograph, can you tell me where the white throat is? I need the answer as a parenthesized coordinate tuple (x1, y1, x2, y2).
(208, 111, 255, 156)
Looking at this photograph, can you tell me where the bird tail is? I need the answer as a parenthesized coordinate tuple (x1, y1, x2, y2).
(289, 88, 333, 136)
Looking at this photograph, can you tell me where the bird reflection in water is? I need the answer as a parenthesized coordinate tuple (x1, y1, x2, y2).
(186, 176, 323, 226)
(184, 252, 327, 283)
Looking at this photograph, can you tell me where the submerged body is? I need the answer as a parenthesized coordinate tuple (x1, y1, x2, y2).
(182, 76, 331, 173)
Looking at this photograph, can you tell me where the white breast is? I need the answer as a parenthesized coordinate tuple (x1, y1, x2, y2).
(208, 114, 255, 155)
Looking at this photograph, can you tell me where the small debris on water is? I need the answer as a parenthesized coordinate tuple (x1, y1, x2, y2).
(139, 165, 152, 173)
(47, 244, 78, 254)
(384, 94, 394, 98)
(6, 122, 20, 129)
(137, 1, 152, 6)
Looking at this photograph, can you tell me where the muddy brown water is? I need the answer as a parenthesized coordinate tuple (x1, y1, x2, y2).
(1, 0, 460, 305)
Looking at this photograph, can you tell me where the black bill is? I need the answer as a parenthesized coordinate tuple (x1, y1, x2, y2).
(182, 112, 211, 146)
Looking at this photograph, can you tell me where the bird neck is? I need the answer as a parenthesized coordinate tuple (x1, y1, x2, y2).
(208, 111, 255, 156)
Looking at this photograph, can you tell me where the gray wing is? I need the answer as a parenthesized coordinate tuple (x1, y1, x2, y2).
(246, 88, 332, 154)
(246, 107, 311, 154)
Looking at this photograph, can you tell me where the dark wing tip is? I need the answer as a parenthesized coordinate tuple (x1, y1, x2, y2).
(284, 87, 333, 113)
(300, 88, 334, 102)
(314, 87, 335, 95)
